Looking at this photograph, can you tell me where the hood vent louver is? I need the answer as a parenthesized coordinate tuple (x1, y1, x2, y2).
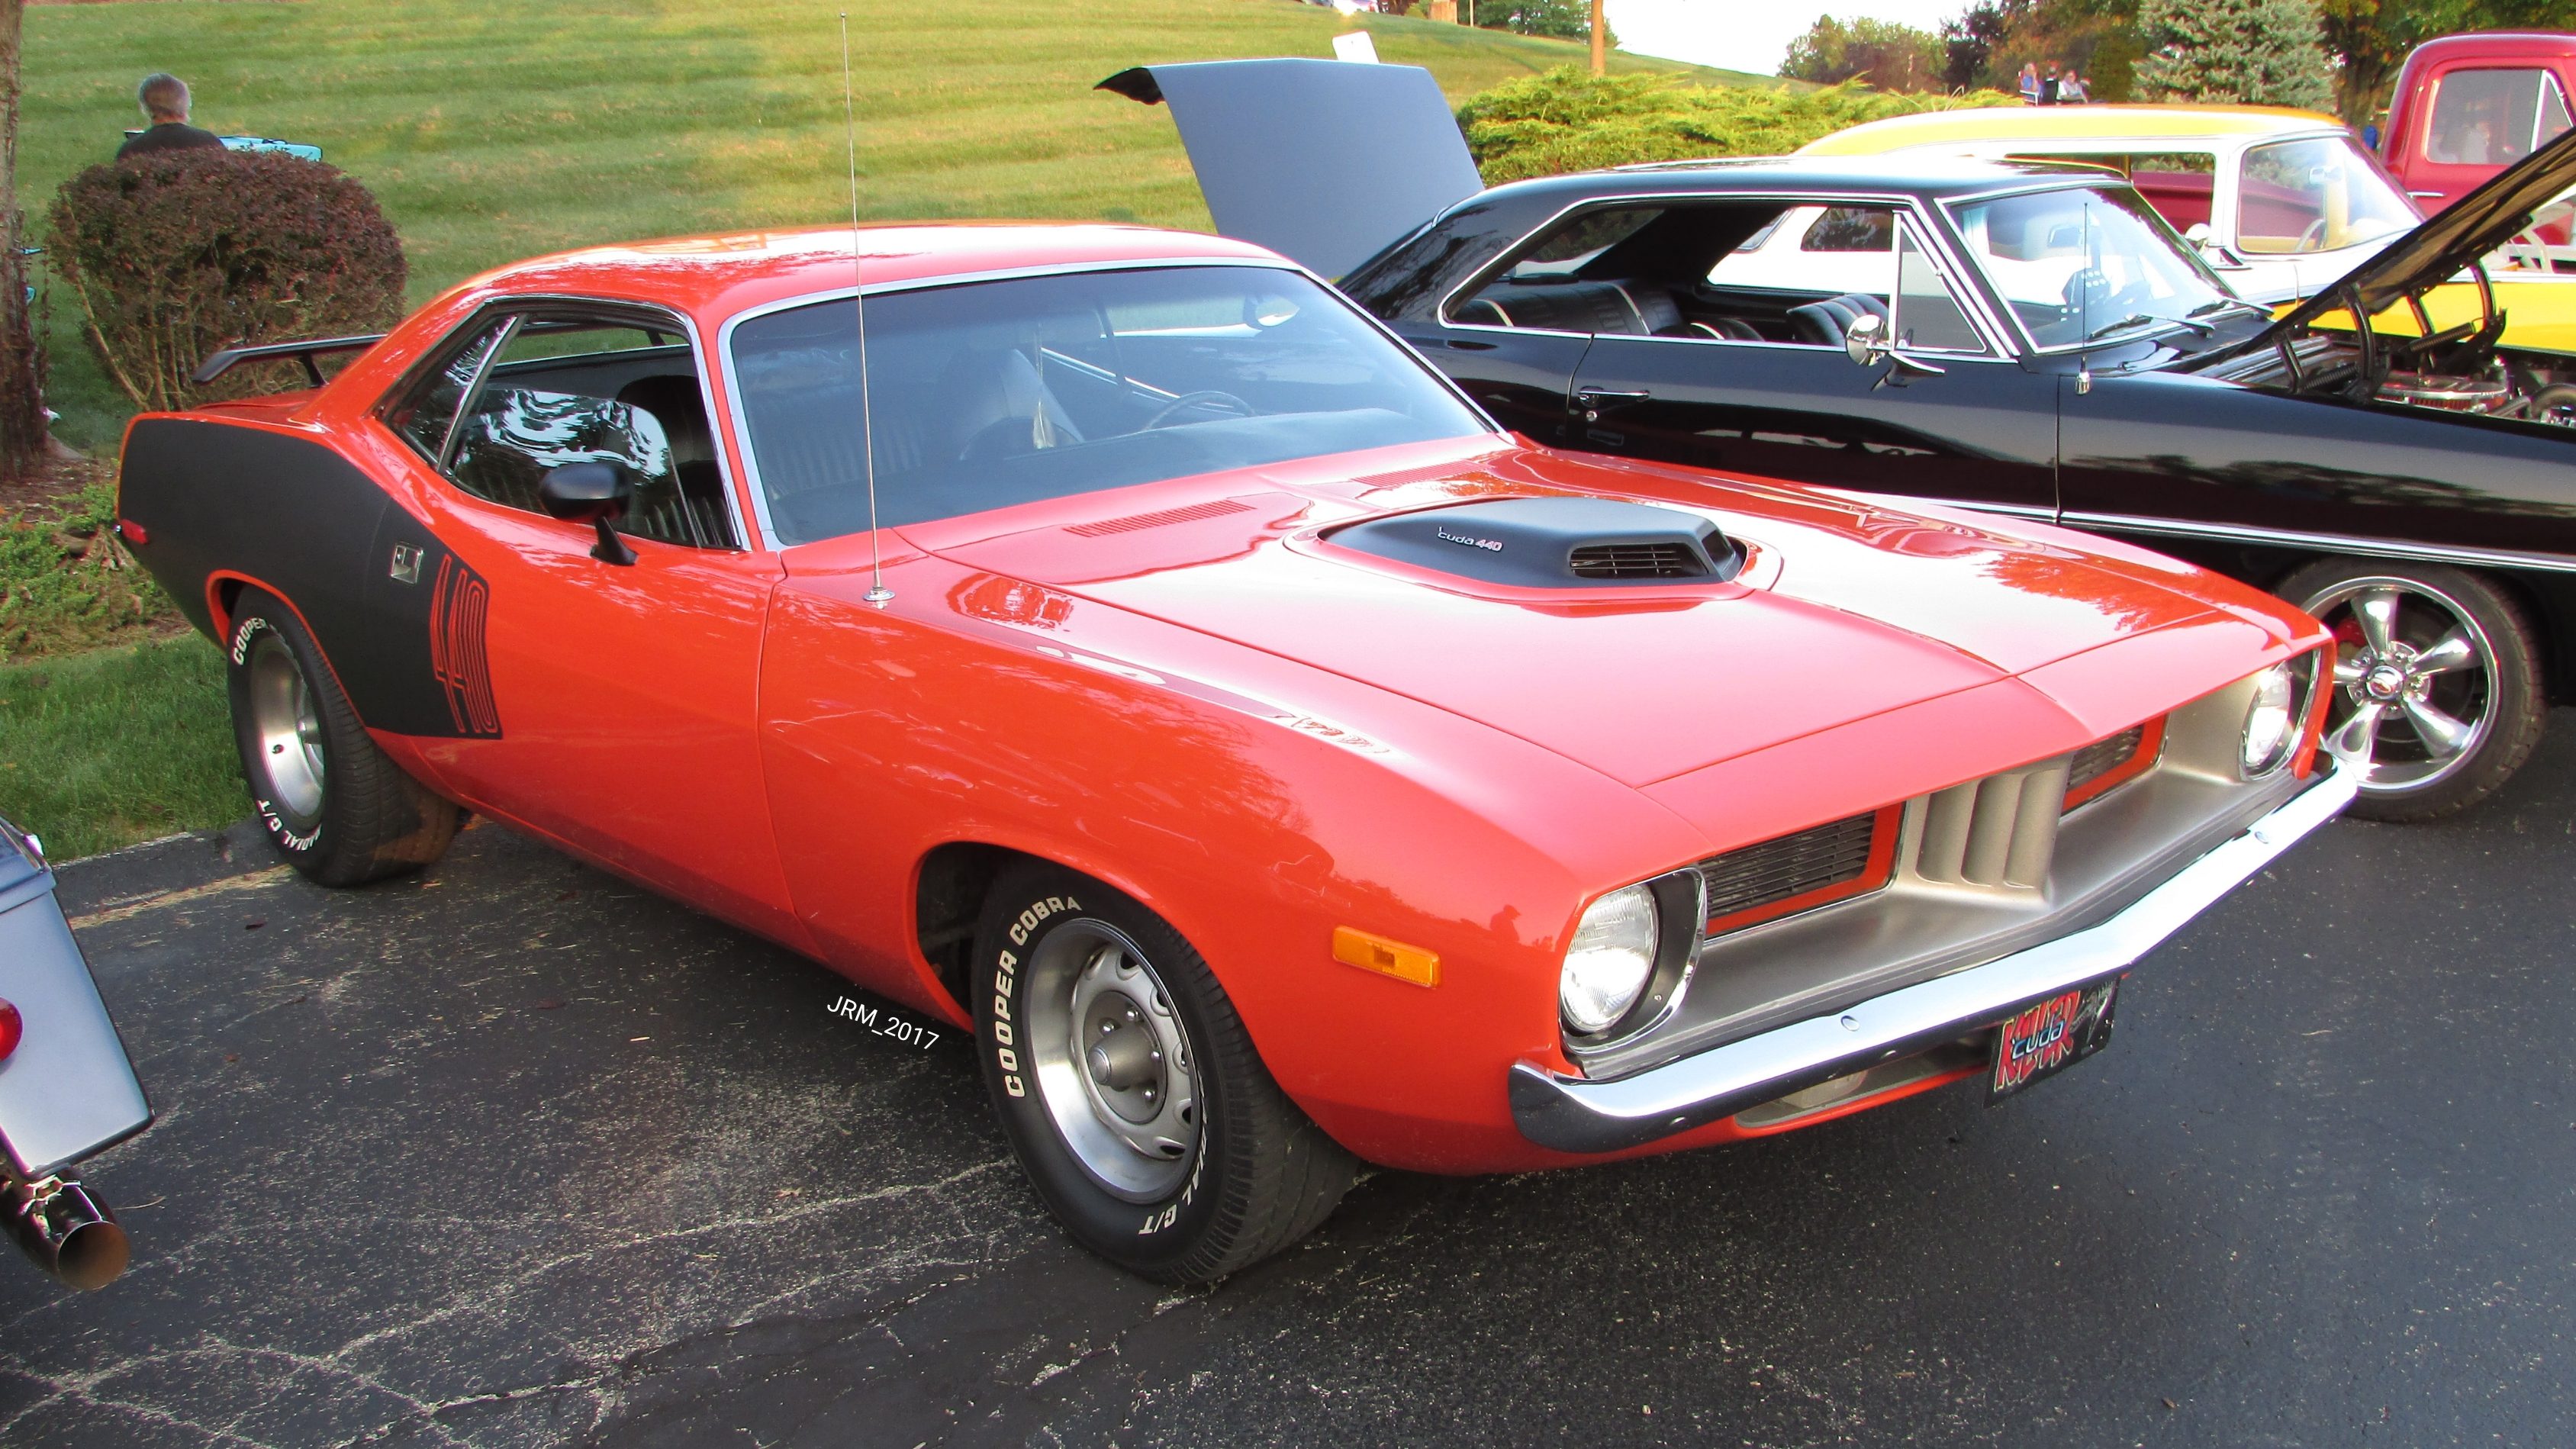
(1329, 497, 1741, 589)
(1570, 542, 1704, 579)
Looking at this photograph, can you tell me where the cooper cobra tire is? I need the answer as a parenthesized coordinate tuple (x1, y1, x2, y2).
(2278, 558, 2545, 822)
(224, 588, 462, 885)
(973, 863, 1356, 1283)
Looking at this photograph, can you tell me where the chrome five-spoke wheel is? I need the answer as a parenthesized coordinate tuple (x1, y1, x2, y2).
(243, 630, 328, 827)
(1024, 919, 1200, 1201)
(2285, 559, 2545, 819)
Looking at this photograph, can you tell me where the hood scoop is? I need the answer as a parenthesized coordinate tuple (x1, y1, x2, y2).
(1329, 497, 1743, 588)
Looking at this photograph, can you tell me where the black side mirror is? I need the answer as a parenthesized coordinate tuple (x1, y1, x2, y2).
(539, 462, 637, 566)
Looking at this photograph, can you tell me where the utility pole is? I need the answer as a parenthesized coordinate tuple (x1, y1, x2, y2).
(1589, 0, 1607, 76)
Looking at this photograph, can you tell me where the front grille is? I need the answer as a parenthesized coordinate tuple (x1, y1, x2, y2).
(1698, 810, 1880, 930)
(1570, 543, 1707, 579)
(1910, 758, 2069, 889)
(2062, 717, 2164, 811)
(2067, 725, 2144, 794)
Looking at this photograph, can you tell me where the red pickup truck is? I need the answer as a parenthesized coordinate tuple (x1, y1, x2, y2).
(2381, 31, 2575, 246)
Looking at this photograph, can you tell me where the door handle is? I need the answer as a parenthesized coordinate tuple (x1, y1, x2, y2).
(1444, 338, 1497, 351)
(1572, 388, 1650, 421)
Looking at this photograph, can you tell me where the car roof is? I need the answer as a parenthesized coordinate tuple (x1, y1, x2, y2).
(1799, 104, 2349, 155)
(2401, 30, 2576, 65)
(454, 223, 1289, 324)
(1474, 153, 2117, 207)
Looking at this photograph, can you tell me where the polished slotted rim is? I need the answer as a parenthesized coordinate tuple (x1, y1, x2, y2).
(245, 633, 327, 825)
(1024, 919, 1199, 1202)
(2301, 576, 2497, 797)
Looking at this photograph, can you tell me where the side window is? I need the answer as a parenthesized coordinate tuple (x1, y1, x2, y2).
(1800, 207, 1894, 253)
(1446, 204, 1679, 335)
(1705, 203, 1898, 301)
(383, 320, 507, 465)
(1892, 221, 1985, 354)
(437, 315, 739, 550)
(2426, 69, 2553, 165)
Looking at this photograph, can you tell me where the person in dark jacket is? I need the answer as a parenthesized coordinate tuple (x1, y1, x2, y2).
(116, 73, 224, 160)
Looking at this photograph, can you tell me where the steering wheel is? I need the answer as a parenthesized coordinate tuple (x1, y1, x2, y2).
(2298, 218, 2330, 250)
(2499, 227, 2554, 273)
(1143, 391, 1254, 430)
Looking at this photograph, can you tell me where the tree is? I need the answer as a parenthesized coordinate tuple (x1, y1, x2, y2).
(1473, 0, 1613, 47)
(1784, 14, 1949, 91)
(2320, 0, 2576, 124)
(1942, 0, 2034, 92)
(0, 0, 44, 477)
(2132, 0, 2336, 110)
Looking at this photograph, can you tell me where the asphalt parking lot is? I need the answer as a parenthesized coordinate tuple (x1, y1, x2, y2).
(3, 724, 2572, 1448)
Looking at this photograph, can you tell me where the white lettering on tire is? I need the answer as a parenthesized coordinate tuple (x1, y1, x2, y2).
(229, 614, 269, 666)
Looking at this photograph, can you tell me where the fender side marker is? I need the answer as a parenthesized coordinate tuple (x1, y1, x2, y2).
(1332, 927, 1440, 988)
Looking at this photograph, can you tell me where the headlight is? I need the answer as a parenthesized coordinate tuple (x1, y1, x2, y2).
(1561, 883, 1660, 1035)
(2240, 661, 2300, 778)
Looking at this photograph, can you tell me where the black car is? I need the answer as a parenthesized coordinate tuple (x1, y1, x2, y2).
(1107, 61, 2576, 820)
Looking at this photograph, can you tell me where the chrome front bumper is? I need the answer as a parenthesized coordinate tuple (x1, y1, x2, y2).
(1509, 761, 2358, 1155)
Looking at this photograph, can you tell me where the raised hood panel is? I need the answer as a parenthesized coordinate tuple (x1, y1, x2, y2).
(1096, 59, 1483, 279)
(926, 455, 2240, 788)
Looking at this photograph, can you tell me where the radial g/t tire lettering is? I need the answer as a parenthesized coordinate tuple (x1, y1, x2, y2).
(224, 588, 462, 885)
(974, 862, 1356, 1282)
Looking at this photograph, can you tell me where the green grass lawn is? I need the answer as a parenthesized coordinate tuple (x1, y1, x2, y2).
(6, 0, 1776, 858)
(24, 0, 1763, 454)
(0, 635, 243, 859)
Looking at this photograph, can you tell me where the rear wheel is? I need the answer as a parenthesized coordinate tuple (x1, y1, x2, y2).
(2281, 559, 2545, 821)
(225, 589, 462, 884)
(973, 864, 1355, 1282)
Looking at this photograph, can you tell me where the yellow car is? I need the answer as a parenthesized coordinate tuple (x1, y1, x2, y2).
(1803, 101, 2576, 357)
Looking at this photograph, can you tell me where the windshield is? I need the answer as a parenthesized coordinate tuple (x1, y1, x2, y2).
(729, 266, 1488, 544)
(1948, 185, 2236, 349)
(2236, 136, 2420, 255)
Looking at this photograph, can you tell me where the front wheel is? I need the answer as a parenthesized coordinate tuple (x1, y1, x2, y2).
(225, 589, 462, 884)
(974, 864, 1355, 1282)
(2280, 559, 2545, 821)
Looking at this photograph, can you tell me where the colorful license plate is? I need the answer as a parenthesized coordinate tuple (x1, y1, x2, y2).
(1988, 977, 2121, 1103)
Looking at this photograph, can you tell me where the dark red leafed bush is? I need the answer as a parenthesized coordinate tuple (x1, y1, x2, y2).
(47, 150, 407, 411)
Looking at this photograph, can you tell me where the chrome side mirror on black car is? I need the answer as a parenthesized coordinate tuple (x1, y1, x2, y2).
(1843, 311, 1889, 369)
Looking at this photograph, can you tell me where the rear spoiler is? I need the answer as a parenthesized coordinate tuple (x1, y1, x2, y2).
(191, 333, 385, 388)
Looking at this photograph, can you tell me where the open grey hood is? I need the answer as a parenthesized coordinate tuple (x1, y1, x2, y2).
(2272, 122, 2576, 332)
(1098, 58, 1484, 279)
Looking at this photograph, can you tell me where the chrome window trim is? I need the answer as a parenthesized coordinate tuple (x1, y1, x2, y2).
(1431, 189, 2024, 362)
(2063, 510, 2576, 576)
(714, 256, 1505, 552)
(386, 293, 755, 553)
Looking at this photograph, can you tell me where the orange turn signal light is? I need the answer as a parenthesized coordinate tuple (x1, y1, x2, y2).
(1331, 927, 1439, 988)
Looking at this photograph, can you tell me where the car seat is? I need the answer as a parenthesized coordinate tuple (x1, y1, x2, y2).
(613, 375, 734, 547)
(943, 350, 1085, 462)
(1784, 293, 1891, 348)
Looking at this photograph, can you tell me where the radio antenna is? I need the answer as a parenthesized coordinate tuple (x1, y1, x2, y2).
(842, 11, 892, 606)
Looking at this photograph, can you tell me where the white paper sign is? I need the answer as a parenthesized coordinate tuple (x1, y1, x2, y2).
(1331, 31, 1380, 63)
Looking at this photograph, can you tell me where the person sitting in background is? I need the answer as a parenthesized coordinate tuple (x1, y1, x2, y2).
(2060, 70, 2088, 103)
(116, 72, 224, 160)
(2020, 63, 2041, 105)
(2040, 66, 2062, 104)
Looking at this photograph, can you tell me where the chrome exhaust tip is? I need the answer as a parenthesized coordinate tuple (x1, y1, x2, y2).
(5, 1174, 129, 1290)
